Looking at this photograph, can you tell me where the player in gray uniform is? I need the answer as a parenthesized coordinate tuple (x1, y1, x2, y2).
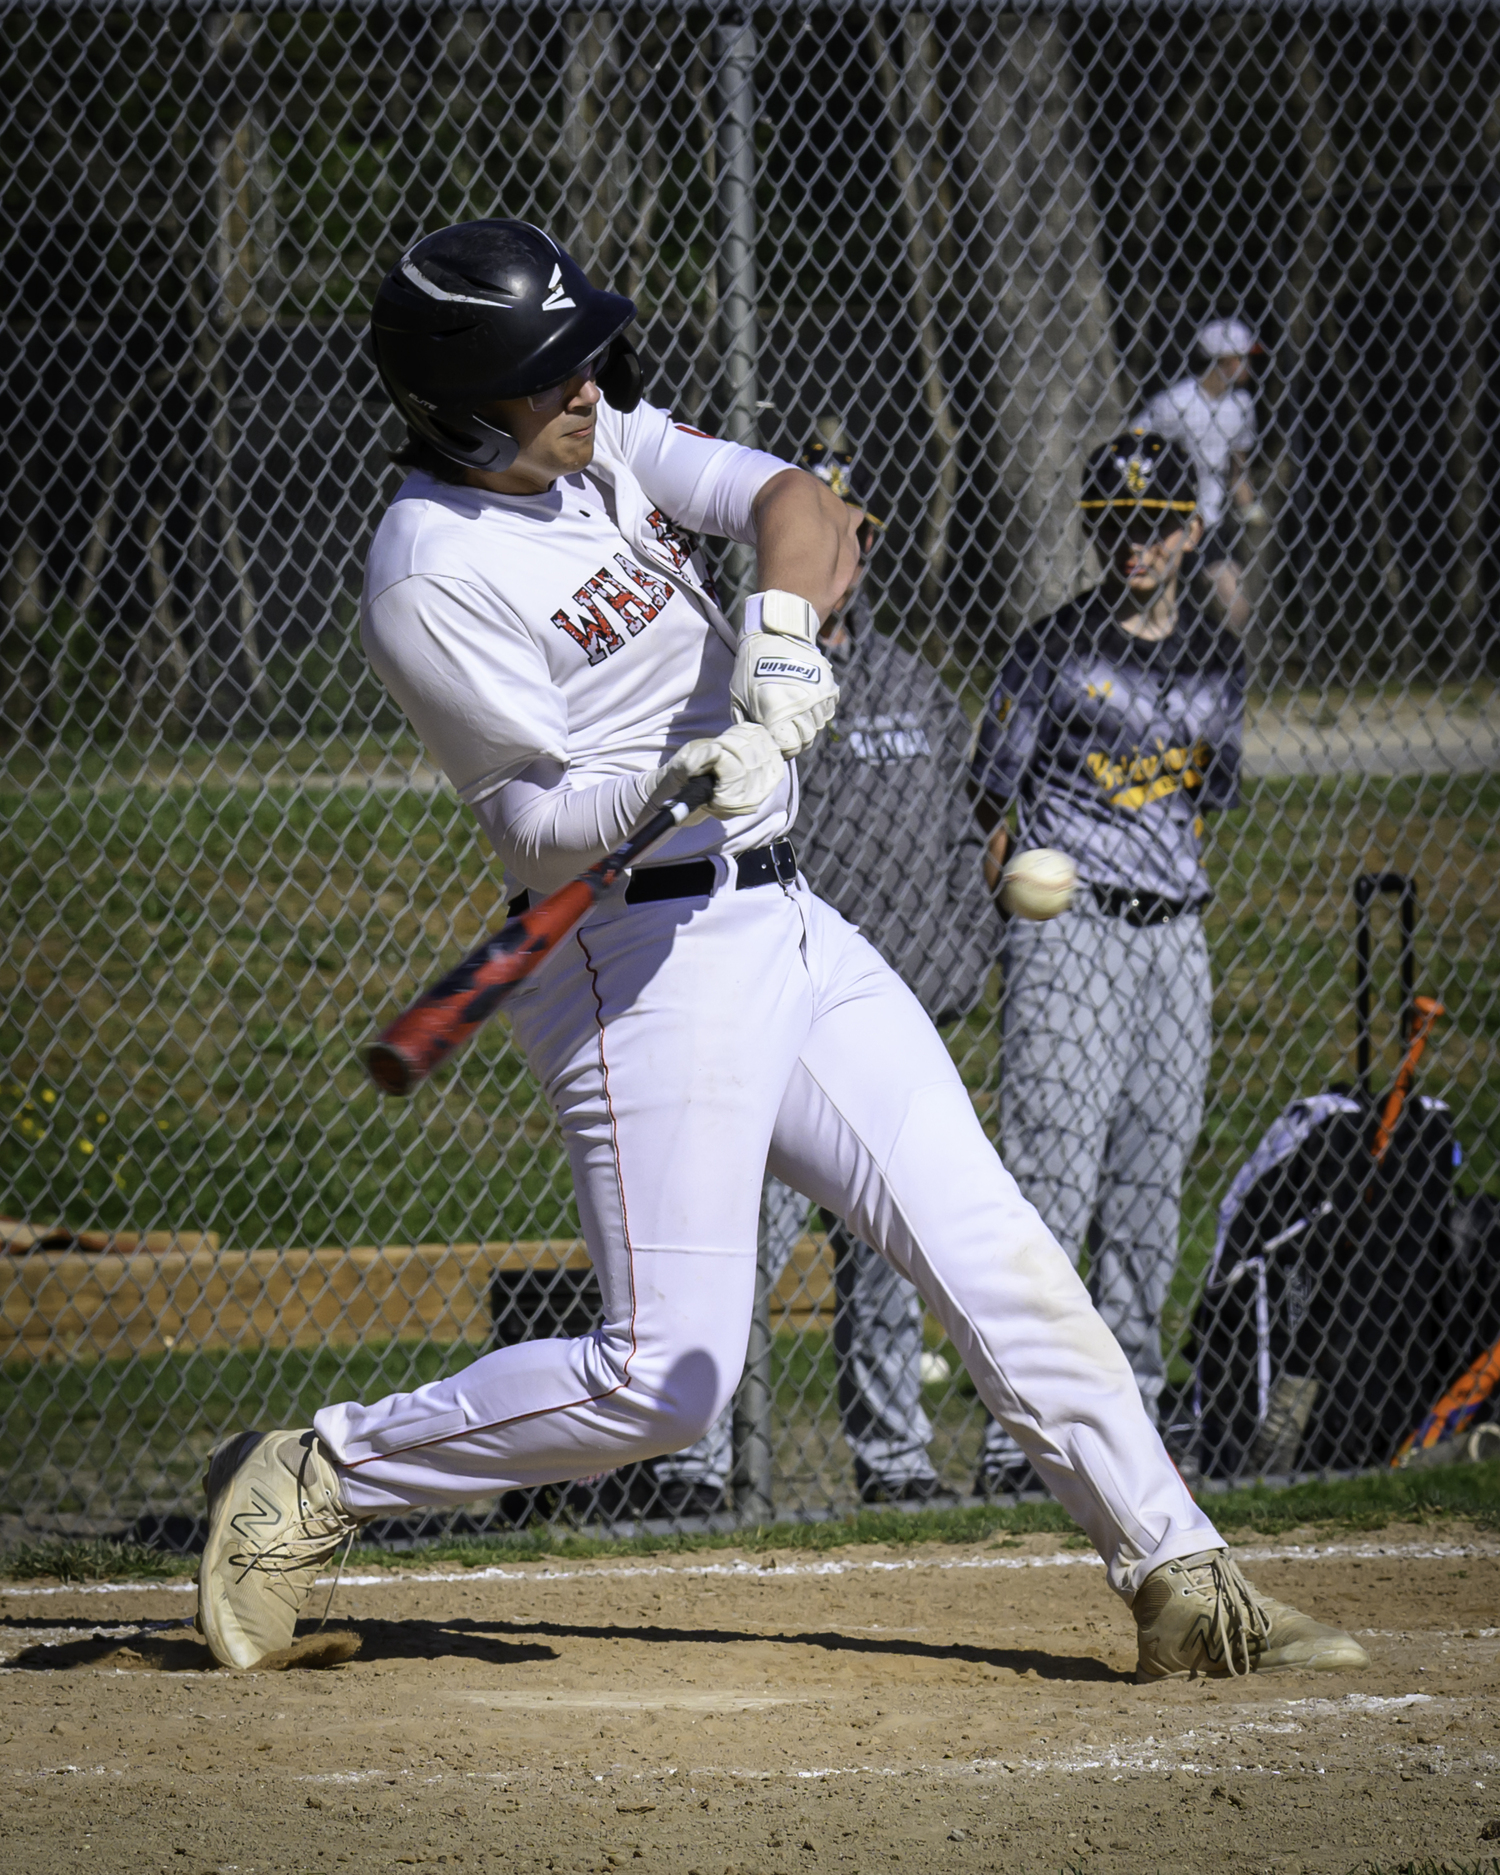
(653, 436, 1000, 1509)
(972, 432, 1245, 1492)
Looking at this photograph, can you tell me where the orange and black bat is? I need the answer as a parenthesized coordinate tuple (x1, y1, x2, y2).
(366, 773, 715, 1097)
(1371, 993, 1445, 1165)
(1393, 1330, 1500, 1467)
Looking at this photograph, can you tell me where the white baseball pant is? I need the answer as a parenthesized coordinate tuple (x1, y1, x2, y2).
(314, 870, 1221, 1597)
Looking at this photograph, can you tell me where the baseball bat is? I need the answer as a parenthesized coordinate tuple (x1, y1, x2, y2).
(1370, 993, 1444, 1165)
(1392, 1329, 1500, 1467)
(366, 772, 716, 1097)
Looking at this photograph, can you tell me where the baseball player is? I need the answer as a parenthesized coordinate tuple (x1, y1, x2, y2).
(194, 221, 1365, 1685)
(650, 432, 999, 1511)
(971, 432, 1243, 1495)
(1136, 318, 1268, 633)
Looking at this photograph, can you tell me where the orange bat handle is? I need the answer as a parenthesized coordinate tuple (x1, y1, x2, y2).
(1371, 995, 1444, 1165)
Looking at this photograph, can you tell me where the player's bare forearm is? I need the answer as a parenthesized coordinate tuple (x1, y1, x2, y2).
(983, 823, 1011, 891)
(750, 468, 862, 621)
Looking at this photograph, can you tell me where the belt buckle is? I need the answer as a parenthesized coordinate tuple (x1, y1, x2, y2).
(771, 840, 798, 886)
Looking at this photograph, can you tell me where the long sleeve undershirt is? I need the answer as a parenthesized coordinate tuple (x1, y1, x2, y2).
(471, 759, 668, 895)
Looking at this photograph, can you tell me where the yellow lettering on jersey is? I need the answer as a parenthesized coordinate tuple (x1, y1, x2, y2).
(1086, 679, 1114, 700)
(1085, 740, 1208, 810)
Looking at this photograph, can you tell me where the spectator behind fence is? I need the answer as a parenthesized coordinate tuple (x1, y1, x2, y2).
(970, 433, 1245, 1496)
(1136, 317, 1268, 633)
(651, 424, 1001, 1514)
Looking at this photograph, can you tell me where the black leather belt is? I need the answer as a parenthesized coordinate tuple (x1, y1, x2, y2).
(504, 839, 796, 919)
(1091, 883, 1198, 927)
(626, 838, 797, 904)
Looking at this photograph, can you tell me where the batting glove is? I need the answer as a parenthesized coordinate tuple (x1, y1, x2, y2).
(730, 589, 839, 758)
(652, 721, 787, 823)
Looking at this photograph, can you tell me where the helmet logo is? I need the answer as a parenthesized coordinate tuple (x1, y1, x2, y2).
(541, 263, 576, 312)
(399, 253, 513, 308)
(1124, 457, 1150, 496)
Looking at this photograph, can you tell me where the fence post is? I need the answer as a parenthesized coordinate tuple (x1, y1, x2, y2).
(714, 10, 759, 609)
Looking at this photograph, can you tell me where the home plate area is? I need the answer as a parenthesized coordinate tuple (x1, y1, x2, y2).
(2, 1531, 1497, 1875)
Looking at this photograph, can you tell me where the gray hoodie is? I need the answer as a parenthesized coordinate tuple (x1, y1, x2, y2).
(795, 599, 1000, 1025)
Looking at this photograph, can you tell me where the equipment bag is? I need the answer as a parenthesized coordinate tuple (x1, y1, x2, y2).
(1192, 872, 1457, 1478)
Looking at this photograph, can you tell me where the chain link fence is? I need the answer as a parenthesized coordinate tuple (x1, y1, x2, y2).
(2, 1, 1498, 1545)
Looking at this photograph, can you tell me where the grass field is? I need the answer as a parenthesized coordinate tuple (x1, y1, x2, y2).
(4, 1458, 1498, 1582)
(2, 757, 1496, 1530)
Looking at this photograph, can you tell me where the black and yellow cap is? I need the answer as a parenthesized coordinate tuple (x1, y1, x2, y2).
(1079, 429, 1197, 524)
(799, 436, 887, 534)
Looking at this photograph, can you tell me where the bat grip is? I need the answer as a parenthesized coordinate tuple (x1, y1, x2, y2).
(675, 771, 717, 814)
(604, 770, 718, 876)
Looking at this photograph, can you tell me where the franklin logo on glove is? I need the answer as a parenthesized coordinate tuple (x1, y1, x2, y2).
(731, 588, 840, 756)
(754, 655, 822, 684)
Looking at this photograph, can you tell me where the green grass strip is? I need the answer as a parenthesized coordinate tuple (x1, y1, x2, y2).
(3, 1460, 1496, 1586)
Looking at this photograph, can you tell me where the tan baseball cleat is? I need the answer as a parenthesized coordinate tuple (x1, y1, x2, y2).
(1133, 1548, 1370, 1682)
(196, 1429, 363, 1670)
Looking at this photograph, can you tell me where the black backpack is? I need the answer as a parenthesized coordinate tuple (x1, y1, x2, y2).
(1192, 873, 1459, 1478)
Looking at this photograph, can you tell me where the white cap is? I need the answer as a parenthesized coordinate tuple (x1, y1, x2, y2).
(1197, 317, 1262, 360)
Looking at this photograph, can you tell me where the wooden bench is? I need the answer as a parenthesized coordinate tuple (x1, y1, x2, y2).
(1, 1236, 836, 1364)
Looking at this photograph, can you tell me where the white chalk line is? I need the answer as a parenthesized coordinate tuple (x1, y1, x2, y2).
(3, 1536, 1497, 1603)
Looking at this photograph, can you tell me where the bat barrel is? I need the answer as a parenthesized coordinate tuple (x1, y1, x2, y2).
(366, 876, 599, 1095)
(363, 781, 710, 1098)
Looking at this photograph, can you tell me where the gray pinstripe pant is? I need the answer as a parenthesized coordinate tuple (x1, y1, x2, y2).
(980, 892, 1211, 1473)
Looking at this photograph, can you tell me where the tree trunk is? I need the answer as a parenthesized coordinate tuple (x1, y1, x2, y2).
(1441, 101, 1498, 676)
(1279, 30, 1340, 681)
(1, 530, 47, 746)
(969, 15, 1123, 637)
(869, 11, 959, 623)
(564, 11, 626, 281)
(134, 501, 191, 738)
(202, 11, 272, 722)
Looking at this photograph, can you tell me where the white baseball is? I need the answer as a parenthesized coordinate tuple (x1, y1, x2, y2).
(1000, 847, 1078, 922)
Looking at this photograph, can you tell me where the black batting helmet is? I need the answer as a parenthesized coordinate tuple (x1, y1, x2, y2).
(370, 219, 642, 473)
(1079, 430, 1198, 541)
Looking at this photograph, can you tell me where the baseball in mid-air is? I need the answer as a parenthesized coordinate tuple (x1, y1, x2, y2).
(1000, 847, 1078, 922)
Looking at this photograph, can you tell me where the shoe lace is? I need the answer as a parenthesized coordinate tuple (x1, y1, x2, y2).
(1183, 1552, 1273, 1677)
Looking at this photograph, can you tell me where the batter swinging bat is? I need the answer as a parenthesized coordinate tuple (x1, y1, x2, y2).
(366, 772, 716, 1097)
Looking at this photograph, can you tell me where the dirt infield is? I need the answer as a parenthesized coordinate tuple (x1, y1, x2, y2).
(2, 1525, 1498, 1875)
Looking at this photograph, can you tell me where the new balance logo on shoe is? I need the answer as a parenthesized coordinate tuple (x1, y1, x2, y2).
(229, 1484, 285, 1544)
(541, 264, 575, 311)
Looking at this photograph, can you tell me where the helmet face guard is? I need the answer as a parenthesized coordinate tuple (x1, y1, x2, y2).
(369, 219, 641, 472)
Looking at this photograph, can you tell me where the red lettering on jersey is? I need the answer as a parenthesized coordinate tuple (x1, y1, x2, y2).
(644, 507, 693, 573)
(580, 569, 659, 638)
(550, 593, 624, 666)
(614, 554, 671, 613)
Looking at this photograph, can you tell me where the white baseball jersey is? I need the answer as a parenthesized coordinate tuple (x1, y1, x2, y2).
(1136, 379, 1256, 524)
(361, 401, 795, 891)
